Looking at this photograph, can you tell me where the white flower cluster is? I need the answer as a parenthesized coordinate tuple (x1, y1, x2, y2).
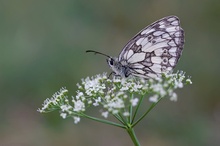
(37, 87, 69, 113)
(38, 71, 192, 124)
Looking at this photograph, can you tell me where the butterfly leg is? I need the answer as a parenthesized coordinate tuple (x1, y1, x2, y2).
(108, 72, 115, 79)
(108, 72, 121, 79)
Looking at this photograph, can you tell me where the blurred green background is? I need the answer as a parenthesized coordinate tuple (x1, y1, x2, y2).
(1, 0, 220, 146)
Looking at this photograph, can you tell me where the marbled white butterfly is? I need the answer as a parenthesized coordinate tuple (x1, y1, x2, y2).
(86, 16, 184, 79)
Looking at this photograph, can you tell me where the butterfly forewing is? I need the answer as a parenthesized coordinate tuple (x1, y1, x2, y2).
(118, 16, 184, 78)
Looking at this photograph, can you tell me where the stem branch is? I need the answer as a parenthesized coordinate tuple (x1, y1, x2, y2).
(132, 96, 163, 127)
(80, 113, 126, 129)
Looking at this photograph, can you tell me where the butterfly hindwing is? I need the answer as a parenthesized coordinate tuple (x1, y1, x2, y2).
(118, 16, 184, 78)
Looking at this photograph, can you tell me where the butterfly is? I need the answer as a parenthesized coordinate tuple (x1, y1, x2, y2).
(86, 16, 184, 79)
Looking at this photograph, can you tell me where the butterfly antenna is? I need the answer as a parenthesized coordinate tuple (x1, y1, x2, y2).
(86, 50, 111, 58)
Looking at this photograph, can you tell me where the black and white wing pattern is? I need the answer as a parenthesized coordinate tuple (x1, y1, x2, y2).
(118, 16, 184, 78)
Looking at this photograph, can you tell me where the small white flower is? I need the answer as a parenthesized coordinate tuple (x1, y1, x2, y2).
(123, 94, 128, 99)
(76, 83, 82, 89)
(130, 98, 139, 107)
(112, 110, 119, 114)
(104, 95, 111, 101)
(76, 91, 84, 100)
(72, 100, 85, 112)
(113, 77, 121, 83)
(73, 116, 80, 124)
(174, 80, 183, 88)
(60, 113, 67, 119)
(123, 111, 130, 117)
(149, 95, 159, 103)
(93, 97, 101, 106)
(101, 111, 109, 118)
(121, 86, 129, 91)
(151, 84, 166, 97)
(108, 98, 124, 109)
(116, 91, 124, 98)
(60, 105, 72, 112)
(129, 82, 142, 92)
(37, 108, 43, 113)
(170, 92, 178, 102)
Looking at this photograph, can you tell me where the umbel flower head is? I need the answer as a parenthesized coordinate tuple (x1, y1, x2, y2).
(38, 71, 192, 124)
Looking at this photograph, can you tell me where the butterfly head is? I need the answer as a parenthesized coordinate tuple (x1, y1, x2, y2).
(107, 57, 127, 77)
(86, 50, 125, 77)
(107, 57, 116, 67)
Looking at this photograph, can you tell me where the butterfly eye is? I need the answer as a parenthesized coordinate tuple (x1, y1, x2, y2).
(109, 59, 114, 65)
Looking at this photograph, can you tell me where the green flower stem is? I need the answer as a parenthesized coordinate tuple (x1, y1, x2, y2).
(128, 94, 134, 123)
(118, 112, 128, 124)
(80, 113, 126, 129)
(132, 96, 163, 127)
(132, 95, 144, 124)
(113, 114, 126, 125)
(126, 124, 140, 146)
(129, 102, 133, 124)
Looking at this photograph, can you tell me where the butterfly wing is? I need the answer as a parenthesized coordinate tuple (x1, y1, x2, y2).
(118, 16, 184, 78)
